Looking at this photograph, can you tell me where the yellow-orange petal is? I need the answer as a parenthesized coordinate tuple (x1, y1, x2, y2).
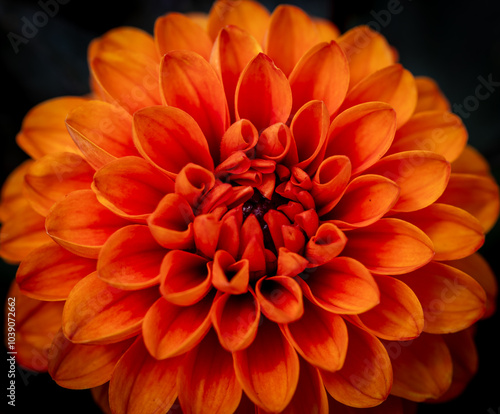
(397, 261, 486, 334)
(46, 189, 128, 259)
(48, 329, 133, 389)
(143, 294, 213, 359)
(321, 324, 392, 408)
(65, 100, 137, 170)
(24, 152, 94, 216)
(342, 218, 434, 275)
(178, 329, 242, 414)
(451, 145, 491, 175)
(314, 17, 340, 42)
(62, 272, 159, 344)
(133, 106, 214, 178)
(384, 333, 452, 401)
(211, 250, 249, 294)
(235, 53, 292, 132)
(325, 102, 397, 175)
(0, 160, 33, 221)
(414, 77, 450, 113)
(155, 12, 213, 60)
(17, 241, 95, 301)
(98, 225, 165, 290)
(16, 96, 86, 159)
(342, 64, 417, 128)
(109, 337, 181, 414)
(256, 276, 303, 323)
(366, 150, 450, 212)
(233, 319, 299, 413)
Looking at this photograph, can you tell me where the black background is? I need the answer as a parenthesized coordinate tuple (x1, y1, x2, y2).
(0, 0, 499, 412)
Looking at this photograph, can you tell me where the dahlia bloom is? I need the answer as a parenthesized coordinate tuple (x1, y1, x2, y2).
(2, 1, 499, 413)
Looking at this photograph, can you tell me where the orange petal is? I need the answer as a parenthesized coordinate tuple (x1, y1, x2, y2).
(46, 189, 128, 259)
(337, 26, 395, 89)
(91, 384, 112, 414)
(327, 395, 412, 414)
(193, 213, 223, 259)
(155, 12, 213, 60)
(299, 257, 380, 314)
(211, 250, 249, 294)
(176, 163, 216, 210)
(48, 329, 133, 389)
(397, 261, 486, 334)
(257, 122, 296, 164)
(256, 276, 303, 323)
(133, 106, 213, 178)
(159, 250, 211, 306)
(233, 319, 299, 413)
(109, 336, 181, 414)
(282, 298, 348, 372)
(219, 119, 259, 163)
(24, 152, 94, 216)
(17, 240, 95, 301)
(325, 102, 397, 175)
(160, 51, 229, 161)
(265, 5, 319, 77)
(384, 333, 452, 401)
(451, 145, 491, 175)
(437, 173, 499, 233)
(98, 225, 165, 290)
(178, 329, 242, 414)
(235, 53, 292, 132)
(305, 223, 347, 266)
(366, 150, 450, 212)
(16, 96, 86, 159)
(342, 64, 417, 128)
(62, 272, 159, 344)
(395, 203, 484, 261)
(277, 247, 309, 277)
(0, 160, 32, 221)
(65, 100, 137, 169)
(414, 77, 450, 113)
(321, 323, 392, 408)
(143, 294, 213, 359)
(342, 218, 434, 275)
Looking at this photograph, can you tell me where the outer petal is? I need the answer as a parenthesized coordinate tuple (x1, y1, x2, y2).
(91, 384, 112, 414)
(256, 276, 303, 323)
(451, 145, 491, 175)
(414, 77, 450, 113)
(0, 160, 32, 221)
(328, 395, 413, 414)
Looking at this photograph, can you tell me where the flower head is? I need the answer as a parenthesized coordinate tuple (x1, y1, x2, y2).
(2, 1, 499, 413)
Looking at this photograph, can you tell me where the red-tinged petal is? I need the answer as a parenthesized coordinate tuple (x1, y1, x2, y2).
(282, 299, 348, 372)
(212, 290, 260, 351)
(109, 337, 181, 414)
(0, 204, 50, 263)
(414, 77, 450, 113)
(16, 96, 86, 159)
(66, 100, 137, 170)
(290, 41, 348, 119)
(155, 12, 213, 60)
(217, 210, 242, 262)
(451, 145, 491, 175)
(325, 174, 400, 229)
(93, 156, 174, 221)
(0, 160, 32, 221)
(24, 152, 94, 216)
(160, 51, 229, 161)
(98, 225, 165, 290)
(277, 247, 309, 277)
(366, 150, 450, 212)
(325, 102, 396, 175)
(133, 106, 213, 177)
(351, 275, 424, 341)
(395, 204, 484, 261)
(397, 262, 486, 334)
(235, 53, 292, 132)
(46, 189, 128, 259)
(233, 319, 299, 413)
(178, 330, 242, 414)
(256, 276, 303, 323)
(306, 223, 347, 266)
(321, 324, 392, 408)
(312, 155, 351, 214)
(300, 257, 380, 314)
(438, 173, 499, 232)
(281, 225, 306, 254)
(263, 209, 289, 250)
(143, 294, 213, 359)
(193, 213, 223, 258)
(160, 250, 211, 306)
(147, 193, 195, 250)
(257, 122, 296, 164)
(91, 384, 112, 414)
(90, 50, 160, 114)
(211, 250, 249, 294)
(265, 5, 319, 77)
(342, 218, 434, 275)
(336, 26, 395, 89)
(211, 26, 263, 122)
(207, 0, 270, 44)
(48, 329, 133, 389)
(328, 395, 412, 414)
(384, 333, 452, 401)
(17, 241, 95, 301)
(219, 119, 259, 162)
(294, 208, 319, 238)
(342, 64, 417, 128)
(63, 272, 159, 344)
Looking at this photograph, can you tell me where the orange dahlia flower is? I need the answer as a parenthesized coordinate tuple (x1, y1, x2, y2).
(2, 1, 499, 413)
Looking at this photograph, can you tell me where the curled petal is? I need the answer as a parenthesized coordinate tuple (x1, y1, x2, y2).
(414, 77, 450, 113)
(211, 250, 249, 294)
(312, 155, 351, 214)
(306, 223, 347, 266)
(257, 123, 296, 164)
(219, 120, 259, 162)
(175, 164, 216, 209)
(256, 276, 303, 324)
(277, 247, 309, 277)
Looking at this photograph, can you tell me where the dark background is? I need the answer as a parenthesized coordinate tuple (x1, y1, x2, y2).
(0, 0, 499, 412)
